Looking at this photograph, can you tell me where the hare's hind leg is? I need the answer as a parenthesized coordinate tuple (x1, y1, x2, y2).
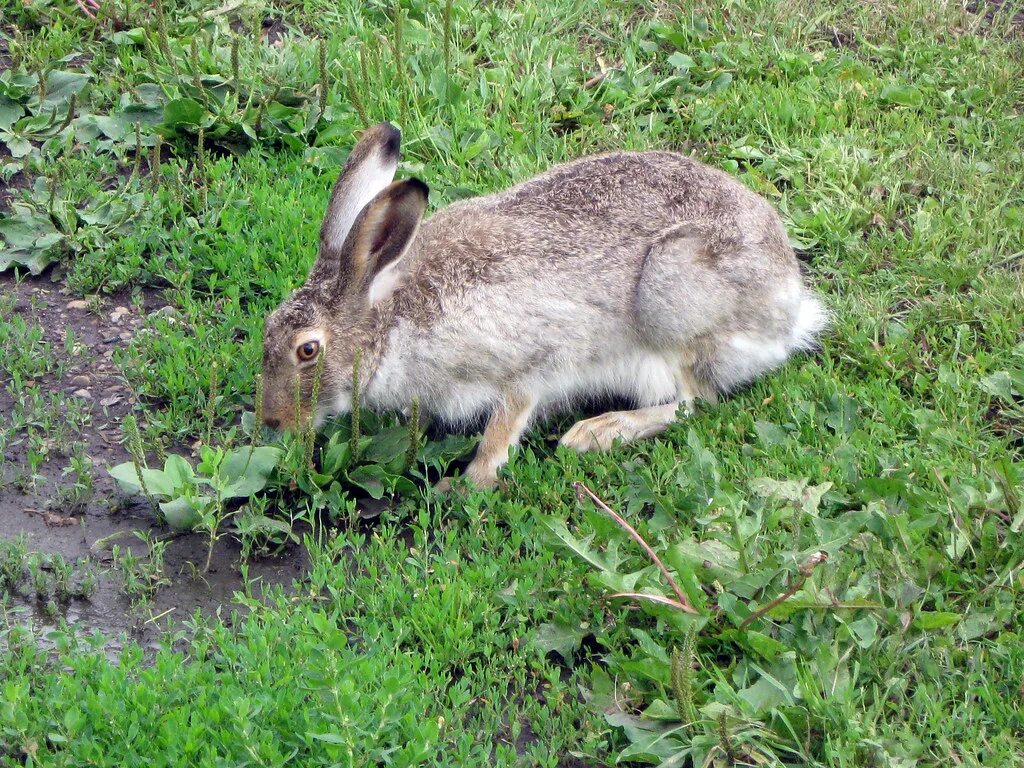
(559, 357, 707, 453)
(438, 392, 536, 491)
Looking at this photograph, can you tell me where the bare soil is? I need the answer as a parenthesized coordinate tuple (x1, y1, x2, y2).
(0, 273, 306, 647)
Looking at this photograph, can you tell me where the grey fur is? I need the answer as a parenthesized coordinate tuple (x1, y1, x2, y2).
(261, 123, 827, 483)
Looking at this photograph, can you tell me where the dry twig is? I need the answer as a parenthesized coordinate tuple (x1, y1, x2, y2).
(574, 481, 699, 615)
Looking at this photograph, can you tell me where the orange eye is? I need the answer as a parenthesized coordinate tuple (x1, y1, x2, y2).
(297, 340, 320, 361)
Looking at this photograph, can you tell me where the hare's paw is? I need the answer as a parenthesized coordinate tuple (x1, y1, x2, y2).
(464, 459, 500, 490)
(433, 463, 499, 495)
(559, 412, 632, 452)
(559, 404, 685, 453)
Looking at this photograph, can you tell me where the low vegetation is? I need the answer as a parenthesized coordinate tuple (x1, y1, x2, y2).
(1, 0, 1022, 765)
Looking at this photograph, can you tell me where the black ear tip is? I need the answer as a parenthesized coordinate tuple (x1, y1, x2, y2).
(405, 177, 429, 200)
(379, 123, 401, 159)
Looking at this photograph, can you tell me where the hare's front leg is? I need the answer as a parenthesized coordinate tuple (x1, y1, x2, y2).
(560, 364, 711, 452)
(439, 392, 536, 491)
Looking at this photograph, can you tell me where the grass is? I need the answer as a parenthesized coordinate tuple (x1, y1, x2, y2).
(2, 0, 1024, 765)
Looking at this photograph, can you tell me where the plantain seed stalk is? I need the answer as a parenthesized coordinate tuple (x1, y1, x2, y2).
(442, 0, 453, 72)
(317, 38, 328, 117)
(303, 350, 325, 469)
(231, 34, 240, 87)
(671, 628, 697, 727)
(253, 373, 264, 447)
(123, 414, 155, 509)
(350, 349, 362, 460)
(404, 397, 420, 473)
(150, 134, 162, 189)
(130, 121, 143, 182)
(203, 359, 218, 447)
(196, 127, 208, 211)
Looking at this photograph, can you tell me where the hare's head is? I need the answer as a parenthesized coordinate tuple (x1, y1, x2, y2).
(261, 123, 428, 431)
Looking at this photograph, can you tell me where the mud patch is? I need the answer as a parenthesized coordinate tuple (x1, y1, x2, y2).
(0, 273, 306, 648)
(3, 499, 308, 653)
(820, 25, 858, 49)
(0, 147, 30, 214)
(228, 14, 295, 47)
(0, 31, 11, 72)
(966, 0, 1024, 35)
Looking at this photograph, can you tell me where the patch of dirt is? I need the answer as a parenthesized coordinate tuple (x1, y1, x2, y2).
(0, 147, 30, 214)
(984, 402, 1024, 454)
(0, 31, 11, 71)
(0, 273, 306, 647)
(228, 15, 293, 47)
(820, 25, 858, 50)
(966, 0, 1024, 35)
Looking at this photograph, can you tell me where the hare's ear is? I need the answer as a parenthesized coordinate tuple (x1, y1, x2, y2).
(343, 178, 428, 306)
(310, 123, 401, 284)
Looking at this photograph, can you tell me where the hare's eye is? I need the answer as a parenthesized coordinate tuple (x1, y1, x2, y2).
(297, 341, 320, 362)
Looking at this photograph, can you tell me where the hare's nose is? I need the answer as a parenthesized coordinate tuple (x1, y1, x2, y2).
(264, 417, 281, 430)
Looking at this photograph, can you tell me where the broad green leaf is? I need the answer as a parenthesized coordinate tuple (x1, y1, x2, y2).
(362, 424, 411, 466)
(707, 71, 732, 93)
(979, 371, 1015, 401)
(629, 628, 670, 664)
(880, 83, 924, 107)
(749, 476, 808, 502)
(0, 246, 59, 275)
(0, 97, 22, 131)
(159, 496, 204, 531)
(108, 463, 176, 498)
(608, 713, 685, 763)
(92, 109, 162, 142)
(109, 28, 146, 45)
(532, 620, 587, 662)
(4, 135, 33, 159)
(39, 70, 90, 110)
(543, 517, 612, 572)
(0, 206, 60, 249)
(913, 611, 962, 630)
(346, 463, 389, 499)
(683, 429, 719, 500)
(322, 437, 352, 475)
(957, 612, 999, 642)
(162, 454, 195, 488)
(675, 560, 709, 614)
(221, 446, 283, 498)
(667, 52, 695, 70)
(755, 420, 789, 446)
(641, 698, 681, 722)
(847, 614, 879, 649)
(163, 98, 205, 127)
(737, 665, 794, 714)
(743, 631, 789, 662)
(418, 433, 478, 471)
(667, 538, 740, 581)
(825, 394, 858, 435)
(238, 514, 294, 537)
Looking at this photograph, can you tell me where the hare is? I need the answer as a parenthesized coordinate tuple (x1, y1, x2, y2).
(261, 123, 826, 489)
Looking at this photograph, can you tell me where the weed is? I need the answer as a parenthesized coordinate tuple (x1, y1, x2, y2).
(53, 451, 96, 514)
(111, 531, 170, 606)
(0, 535, 29, 593)
(349, 350, 362, 460)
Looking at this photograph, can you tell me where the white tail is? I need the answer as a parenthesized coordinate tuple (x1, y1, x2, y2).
(789, 295, 829, 352)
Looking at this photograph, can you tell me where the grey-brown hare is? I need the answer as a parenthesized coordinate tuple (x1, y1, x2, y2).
(261, 123, 826, 489)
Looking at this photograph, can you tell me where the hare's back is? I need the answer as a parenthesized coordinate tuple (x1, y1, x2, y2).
(489, 151, 761, 230)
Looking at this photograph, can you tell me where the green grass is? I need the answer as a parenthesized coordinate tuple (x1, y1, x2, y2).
(2, 0, 1024, 765)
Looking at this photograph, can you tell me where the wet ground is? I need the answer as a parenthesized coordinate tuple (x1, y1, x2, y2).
(0, 272, 306, 648)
